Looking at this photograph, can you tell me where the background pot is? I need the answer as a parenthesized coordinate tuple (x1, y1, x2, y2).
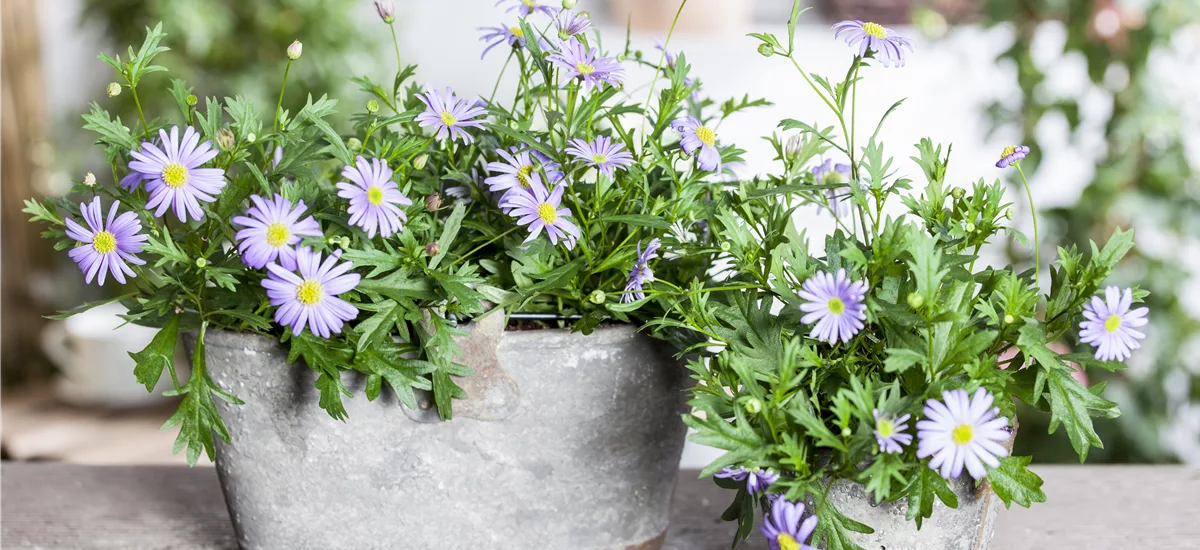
(185, 312, 691, 550)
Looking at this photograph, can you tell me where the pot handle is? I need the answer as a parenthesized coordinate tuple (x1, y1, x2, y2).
(403, 310, 520, 423)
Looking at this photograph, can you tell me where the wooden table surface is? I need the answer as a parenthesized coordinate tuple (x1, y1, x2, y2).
(2, 463, 1197, 549)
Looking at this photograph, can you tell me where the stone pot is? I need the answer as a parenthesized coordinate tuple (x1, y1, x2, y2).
(185, 312, 690, 550)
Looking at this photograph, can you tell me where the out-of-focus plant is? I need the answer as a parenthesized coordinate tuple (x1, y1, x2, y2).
(980, 0, 1200, 463)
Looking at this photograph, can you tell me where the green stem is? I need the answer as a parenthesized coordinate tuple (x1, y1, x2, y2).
(449, 226, 520, 267)
(640, 0, 689, 141)
(273, 59, 293, 134)
(489, 51, 515, 104)
(129, 84, 149, 140)
(390, 24, 403, 78)
(1015, 164, 1041, 290)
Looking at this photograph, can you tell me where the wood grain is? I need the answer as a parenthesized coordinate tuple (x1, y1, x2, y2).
(2, 464, 1197, 549)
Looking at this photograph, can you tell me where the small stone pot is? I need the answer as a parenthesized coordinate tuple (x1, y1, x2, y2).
(185, 313, 690, 550)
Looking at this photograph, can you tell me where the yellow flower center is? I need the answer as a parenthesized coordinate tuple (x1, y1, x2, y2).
(951, 424, 974, 446)
(265, 222, 290, 248)
(575, 62, 595, 75)
(510, 26, 524, 38)
(862, 22, 887, 39)
(1001, 146, 1018, 159)
(92, 231, 117, 254)
(777, 534, 801, 550)
(517, 165, 534, 188)
(295, 279, 324, 306)
(522, 0, 535, 6)
(161, 162, 189, 188)
(876, 418, 895, 438)
(537, 202, 557, 224)
(367, 186, 385, 206)
(440, 112, 457, 126)
(591, 153, 609, 165)
(827, 297, 845, 315)
(1104, 314, 1122, 333)
(695, 126, 716, 147)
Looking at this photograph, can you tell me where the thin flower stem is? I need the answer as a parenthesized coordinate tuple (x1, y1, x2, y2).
(273, 59, 293, 135)
(449, 227, 520, 268)
(640, 0, 688, 141)
(129, 83, 150, 140)
(489, 51, 515, 104)
(1015, 163, 1041, 290)
(390, 24, 403, 79)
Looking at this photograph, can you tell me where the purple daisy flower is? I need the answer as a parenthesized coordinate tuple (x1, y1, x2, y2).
(833, 20, 914, 68)
(554, 9, 591, 40)
(64, 197, 148, 286)
(798, 268, 869, 344)
(232, 194, 323, 271)
(415, 88, 488, 144)
(485, 148, 542, 199)
(479, 23, 526, 59)
(622, 238, 661, 303)
(336, 156, 413, 239)
(916, 388, 1010, 480)
(761, 498, 819, 550)
(262, 247, 361, 339)
(812, 159, 853, 218)
(995, 145, 1031, 168)
(547, 39, 625, 92)
(714, 466, 779, 495)
(566, 136, 635, 180)
(1079, 286, 1148, 362)
(671, 116, 722, 173)
(127, 125, 225, 222)
(506, 179, 580, 249)
(873, 410, 913, 454)
(496, 0, 556, 17)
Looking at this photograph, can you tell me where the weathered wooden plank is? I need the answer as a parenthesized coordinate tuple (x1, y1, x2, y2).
(2, 464, 1197, 549)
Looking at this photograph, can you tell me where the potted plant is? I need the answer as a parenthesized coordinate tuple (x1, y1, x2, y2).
(668, 4, 1145, 549)
(23, 1, 752, 548)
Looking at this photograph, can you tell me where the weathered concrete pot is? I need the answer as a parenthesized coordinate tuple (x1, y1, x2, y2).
(186, 313, 690, 550)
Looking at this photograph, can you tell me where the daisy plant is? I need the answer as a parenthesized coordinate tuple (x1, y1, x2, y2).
(673, 3, 1147, 548)
(23, 3, 756, 465)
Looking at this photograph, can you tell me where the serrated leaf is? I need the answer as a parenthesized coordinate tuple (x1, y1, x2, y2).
(1046, 368, 1119, 462)
(985, 455, 1047, 508)
(901, 465, 958, 529)
(129, 315, 181, 391)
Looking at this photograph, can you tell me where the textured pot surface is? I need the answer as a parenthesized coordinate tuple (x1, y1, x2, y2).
(186, 314, 690, 550)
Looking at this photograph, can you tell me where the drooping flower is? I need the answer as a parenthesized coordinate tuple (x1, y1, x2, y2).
(547, 39, 625, 92)
(671, 116, 722, 173)
(916, 388, 1011, 480)
(798, 268, 868, 344)
(505, 179, 580, 249)
(415, 87, 488, 144)
(565, 136, 635, 180)
(714, 466, 779, 496)
(374, 0, 396, 24)
(64, 197, 148, 286)
(1079, 286, 1148, 362)
(496, 0, 556, 17)
(622, 238, 661, 303)
(336, 156, 413, 238)
(811, 159, 853, 218)
(262, 247, 361, 339)
(873, 410, 913, 454)
(553, 9, 591, 40)
(760, 497, 819, 550)
(832, 20, 914, 68)
(479, 24, 526, 59)
(232, 194, 323, 271)
(127, 126, 225, 222)
(995, 145, 1031, 169)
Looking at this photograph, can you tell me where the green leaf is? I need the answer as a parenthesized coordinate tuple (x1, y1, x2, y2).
(813, 493, 871, 550)
(901, 465, 959, 529)
(314, 372, 351, 422)
(354, 300, 402, 353)
(286, 331, 355, 421)
(789, 394, 847, 452)
(683, 407, 769, 478)
(159, 323, 239, 466)
(906, 233, 947, 305)
(429, 203, 466, 270)
(128, 315, 181, 392)
(1046, 368, 1119, 462)
(883, 347, 925, 374)
(1090, 227, 1134, 274)
(600, 214, 671, 230)
(82, 102, 139, 151)
(986, 455, 1047, 508)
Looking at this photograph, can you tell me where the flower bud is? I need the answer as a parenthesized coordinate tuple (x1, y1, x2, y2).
(1005, 208, 1015, 220)
(339, 236, 352, 248)
(246, 132, 257, 143)
(374, 0, 396, 24)
(425, 193, 442, 212)
(589, 290, 606, 305)
(744, 397, 762, 415)
(195, 257, 209, 268)
(840, 426, 852, 437)
(907, 292, 924, 309)
(951, 187, 965, 200)
(616, 54, 626, 63)
(561, 0, 576, 8)
(82, 172, 96, 187)
(287, 40, 303, 60)
(785, 134, 803, 158)
(963, 221, 976, 233)
(425, 242, 441, 257)
(347, 137, 362, 151)
(757, 43, 773, 57)
(1004, 314, 1015, 324)
(106, 82, 122, 97)
(215, 128, 235, 151)
(366, 99, 379, 113)
(413, 154, 429, 170)
(720, 241, 731, 252)
(186, 94, 198, 106)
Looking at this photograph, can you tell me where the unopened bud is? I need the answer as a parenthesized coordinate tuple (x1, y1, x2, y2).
(951, 187, 965, 199)
(561, 0, 576, 8)
(907, 292, 924, 309)
(215, 128, 235, 151)
(82, 172, 96, 187)
(246, 132, 257, 143)
(616, 54, 626, 63)
(757, 43, 773, 57)
(374, 0, 396, 24)
(195, 257, 209, 268)
(413, 154, 428, 170)
(963, 222, 976, 233)
(589, 290, 606, 305)
(785, 134, 803, 158)
(287, 40, 303, 60)
(366, 99, 379, 113)
(425, 242, 441, 257)
(841, 426, 852, 437)
(106, 82, 122, 97)
(339, 236, 352, 248)
(186, 94, 198, 106)
(744, 398, 762, 415)
(425, 193, 442, 212)
(347, 137, 362, 151)
(720, 241, 731, 252)
(1004, 314, 1015, 324)
(1005, 208, 1015, 220)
